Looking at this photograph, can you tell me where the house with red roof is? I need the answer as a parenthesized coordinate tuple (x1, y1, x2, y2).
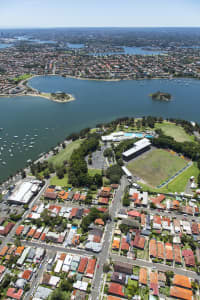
(15, 225, 24, 236)
(174, 245, 182, 264)
(182, 249, 195, 267)
(86, 259, 96, 278)
(150, 272, 159, 296)
(108, 283, 125, 297)
(98, 197, 109, 205)
(149, 239, 157, 258)
(21, 269, 32, 281)
(121, 237, 129, 251)
(133, 232, 145, 250)
(7, 288, 23, 300)
(127, 210, 141, 218)
(165, 243, 173, 261)
(78, 257, 88, 274)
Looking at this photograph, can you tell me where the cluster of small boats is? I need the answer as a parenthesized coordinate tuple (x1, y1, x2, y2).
(0, 128, 40, 166)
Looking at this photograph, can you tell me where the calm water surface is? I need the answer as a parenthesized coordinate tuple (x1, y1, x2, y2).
(0, 76, 200, 181)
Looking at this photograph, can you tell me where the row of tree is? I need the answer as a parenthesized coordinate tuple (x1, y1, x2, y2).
(68, 133, 102, 187)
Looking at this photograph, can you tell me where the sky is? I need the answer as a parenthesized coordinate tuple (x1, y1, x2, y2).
(0, 0, 200, 28)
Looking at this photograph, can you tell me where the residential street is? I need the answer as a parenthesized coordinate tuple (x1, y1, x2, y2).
(111, 254, 200, 281)
(91, 176, 128, 300)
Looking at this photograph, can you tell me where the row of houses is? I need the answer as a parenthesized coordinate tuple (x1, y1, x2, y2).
(34, 252, 97, 299)
(106, 261, 194, 299)
(0, 244, 46, 300)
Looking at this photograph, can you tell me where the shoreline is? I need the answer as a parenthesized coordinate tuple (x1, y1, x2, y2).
(0, 73, 199, 102)
(28, 73, 200, 82)
(0, 74, 75, 103)
(0, 92, 75, 103)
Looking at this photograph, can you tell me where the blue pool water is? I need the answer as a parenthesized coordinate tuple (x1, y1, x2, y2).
(135, 133, 143, 138)
(72, 226, 77, 230)
(145, 135, 153, 138)
(124, 133, 134, 137)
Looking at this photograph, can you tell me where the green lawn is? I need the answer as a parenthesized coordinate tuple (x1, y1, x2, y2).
(88, 169, 102, 176)
(155, 122, 194, 142)
(13, 74, 32, 83)
(50, 173, 71, 187)
(163, 162, 199, 193)
(127, 149, 188, 187)
(139, 163, 199, 193)
(48, 139, 82, 167)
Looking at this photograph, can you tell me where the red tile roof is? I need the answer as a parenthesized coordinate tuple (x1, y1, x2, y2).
(165, 243, 173, 261)
(174, 245, 181, 264)
(150, 272, 159, 296)
(22, 270, 32, 281)
(157, 242, 164, 259)
(149, 239, 157, 258)
(73, 193, 80, 201)
(139, 268, 147, 285)
(0, 246, 8, 257)
(78, 257, 88, 273)
(0, 265, 5, 274)
(95, 218, 105, 226)
(133, 232, 145, 249)
(127, 210, 141, 218)
(182, 249, 195, 266)
(15, 225, 24, 236)
(7, 288, 23, 300)
(40, 233, 46, 241)
(98, 197, 109, 205)
(27, 228, 36, 237)
(86, 259, 96, 277)
(70, 207, 79, 218)
(121, 237, 129, 251)
(170, 286, 193, 300)
(108, 283, 124, 297)
(173, 274, 191, 289)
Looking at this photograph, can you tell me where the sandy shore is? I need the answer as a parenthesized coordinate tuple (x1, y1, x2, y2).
(0, 92, 75, 103)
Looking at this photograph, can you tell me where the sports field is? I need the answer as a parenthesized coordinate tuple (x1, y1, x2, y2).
(127, 149, 188, 187)
(155, 122, 194, 142)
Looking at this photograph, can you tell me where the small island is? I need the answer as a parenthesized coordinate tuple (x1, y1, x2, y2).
(149, 91, 172, 101)
(39, 91, 75, 103)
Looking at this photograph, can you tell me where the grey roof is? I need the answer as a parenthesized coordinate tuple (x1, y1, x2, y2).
(27, 248, 36, 260)
(123, 138, 151, 157)
(16, 278, 26, 289)
(34, 286, 52, 299)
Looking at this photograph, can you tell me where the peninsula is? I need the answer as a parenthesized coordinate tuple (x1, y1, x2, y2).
(149, 91, 172, 101)
(0, 75, 75, 103)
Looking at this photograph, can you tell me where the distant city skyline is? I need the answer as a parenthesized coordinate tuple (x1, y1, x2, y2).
(0, 0, 200, 28)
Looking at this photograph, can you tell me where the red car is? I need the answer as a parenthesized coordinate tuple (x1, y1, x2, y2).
(97, 264, 99, 268)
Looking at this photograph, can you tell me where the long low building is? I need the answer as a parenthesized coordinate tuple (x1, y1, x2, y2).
(122, 138, 151, 161)
(121, 166, 132, 179)
(8, 180, 41, 204)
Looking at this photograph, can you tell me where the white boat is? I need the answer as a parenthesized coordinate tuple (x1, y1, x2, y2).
(13, 136, 18, 138)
